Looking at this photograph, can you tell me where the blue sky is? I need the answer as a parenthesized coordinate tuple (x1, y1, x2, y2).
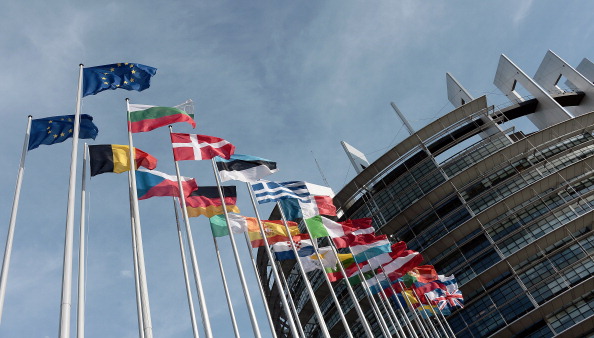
(0, 1, 593, 337)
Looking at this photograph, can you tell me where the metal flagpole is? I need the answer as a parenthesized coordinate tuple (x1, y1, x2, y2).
(423, 294, 451, 338)
(127, 172, 145, 338)
(274, 260, 306, 338)
(242, 233, 278, 338)
(376, 269, 420, 338)
(210, 159, 262, 338)
(409, 286, 439, 338)
(211, 236, 241, 338)
(306, 239, 353, 337)
(59, 64, 85, 338)
(326, 242, 374, 337)
(167, 128, 212, 338)
(171, 198, 200, 338)
(432, 295, 456, 337)
(245, 183, 300, 338)
(375, 290, 402, 338)
(397, 281, 431, 338)
(76, 144, 89, 338)
(370, 272, 407, 338)
(125, 99, 154, 338)
(0, 115, 32, 323)
(276, 202, 331, 338)
(355, 269, 391, 338)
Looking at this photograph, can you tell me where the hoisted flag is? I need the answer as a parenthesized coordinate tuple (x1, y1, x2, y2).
(135, 168, 198, 200)
(185, 186, 240, 218)
(28, 114, 98, 150)
(272, 238, 314, 261)
(209, 213, 255, 238)
(216, 154, 278, 183)
(248, 220, 300, 247)
(251, 181, 310, 204)
(88, 144, 157, 176)
(82, 63, 157, 97)
(170, 133, 235, 161)
(128, 103, 195, 133)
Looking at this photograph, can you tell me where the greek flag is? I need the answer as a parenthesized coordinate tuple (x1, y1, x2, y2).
(251, 180, 310, 204)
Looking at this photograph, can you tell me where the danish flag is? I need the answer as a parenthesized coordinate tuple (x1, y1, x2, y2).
(170, 133, 235, 161)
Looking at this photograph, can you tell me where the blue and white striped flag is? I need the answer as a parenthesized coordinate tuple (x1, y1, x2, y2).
(251, 180, 310, 204)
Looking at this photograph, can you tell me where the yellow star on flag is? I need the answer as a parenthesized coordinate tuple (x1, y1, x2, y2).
(47, 130, 51, 134)
(53, 134, 58, 138)
(60, 133, 65, 137)
(68, 129, 73, 133)
(130, 78, 134, 82)
(110, 68, 115, 72)
(131, 70, 136, 74)
(124, 81, 128, 84)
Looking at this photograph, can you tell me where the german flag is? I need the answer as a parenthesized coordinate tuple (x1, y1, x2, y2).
(89, 144, 157, 176)
(185, 186, 240, 218)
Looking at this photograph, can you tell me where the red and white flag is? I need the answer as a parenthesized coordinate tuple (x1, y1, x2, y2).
(170, 133, 235, 161)
(380, 249, 424, 279)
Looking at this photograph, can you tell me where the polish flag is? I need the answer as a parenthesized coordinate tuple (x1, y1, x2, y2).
(170, 133, 235, 161)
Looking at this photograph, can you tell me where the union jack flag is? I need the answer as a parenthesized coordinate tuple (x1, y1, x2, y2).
(434, 289, 464, 311)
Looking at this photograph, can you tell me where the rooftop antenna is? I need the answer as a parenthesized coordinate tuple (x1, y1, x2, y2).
(311, 150, 330, 187)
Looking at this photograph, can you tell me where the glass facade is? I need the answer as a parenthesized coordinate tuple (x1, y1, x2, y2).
(259, 60, 594, 337)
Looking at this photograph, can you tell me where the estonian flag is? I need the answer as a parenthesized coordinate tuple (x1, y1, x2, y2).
(216, 154, 278, 183)
(88, 144, 157, 176)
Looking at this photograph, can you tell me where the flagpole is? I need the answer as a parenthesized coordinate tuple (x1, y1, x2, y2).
(376, 269, 420, 338)
(245, 183, 300, 338)
(304, 238, 353, 337)
(274, 260, 306, 338)
(76, 144, 88, 338)
(211, 235, 241, 338)
(171, 198, 200, 338)
(210, 159, 262, 338)
(276, 202, 331, 338)
(242, 233, 278, 338)
(59, 64, 85, 338)
(368, 271, 407, 338)
(397, 281, 431, 338)
(423, 294, 450, 338)
(354, 269, 392, 338)
(126, 171, 145, 338)
(167, 128, 212, 338)
(126, 99, 154, 338)
(408, 284, 439, 338)
(0, 115, 32, 323)
(433, 296, 456, 338)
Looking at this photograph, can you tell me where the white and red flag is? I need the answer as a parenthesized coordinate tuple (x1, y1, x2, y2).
(170, 132, 235, 161)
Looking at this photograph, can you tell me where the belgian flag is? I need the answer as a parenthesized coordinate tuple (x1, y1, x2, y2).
(89, 144, 157, 176)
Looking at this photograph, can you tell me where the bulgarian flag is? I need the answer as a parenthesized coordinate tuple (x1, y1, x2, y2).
(128, 103, 196, 133)
(208, 213, 255, 237)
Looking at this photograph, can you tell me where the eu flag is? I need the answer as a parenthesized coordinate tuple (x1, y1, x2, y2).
(82, 63, 157, 97)
(28, 114, 99, 150)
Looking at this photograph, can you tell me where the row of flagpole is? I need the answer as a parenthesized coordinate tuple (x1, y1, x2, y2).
(0, 61, 464, 338)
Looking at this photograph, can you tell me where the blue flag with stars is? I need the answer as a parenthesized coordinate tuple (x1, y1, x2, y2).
(28, 114, 99, 150)
(82, 63, 157, 97)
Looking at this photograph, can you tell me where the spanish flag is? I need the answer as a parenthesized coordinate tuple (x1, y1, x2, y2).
(89, 144, 157, 176)
(248, 220, 300, 248)
(185, 186, 240, 218)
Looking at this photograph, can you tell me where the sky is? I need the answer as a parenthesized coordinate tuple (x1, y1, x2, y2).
(0, 1, 592, 337)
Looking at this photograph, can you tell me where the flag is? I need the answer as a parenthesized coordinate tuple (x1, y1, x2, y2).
(347, 234, 392, 263)
(359, 242, 407, 274)
(298, 183, 337, 218)
(432, 289, 464, 312)
(185, 186, 240, 218)
(329, 218, 374, 248)
(28, 114, 98, 151)
(216, 154, 278, 183)
(128, 103, 195, 133)
(88, 144, 157, 176)
(300, 246, 338, 273)
(325, 253, 356, 282)
(251, 181, 310, 204)
(279, 198, 302, 221)
(249, 220, 301, 247)
(135, 168, 197, 200)
(82, 63, 157, 97)
(413, 281, 447, 304)
(170, 133, 235, 161)
(437, 275, 459, 294)
(209, 213, 255, 237)
(272, 238, 314, 260)
(382, 250, 424, 280)
(304, 215, 330, 238)
(409, 265, 438, 283)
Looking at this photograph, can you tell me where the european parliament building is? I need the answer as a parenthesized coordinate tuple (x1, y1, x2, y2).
(258, 51, 594, 337)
